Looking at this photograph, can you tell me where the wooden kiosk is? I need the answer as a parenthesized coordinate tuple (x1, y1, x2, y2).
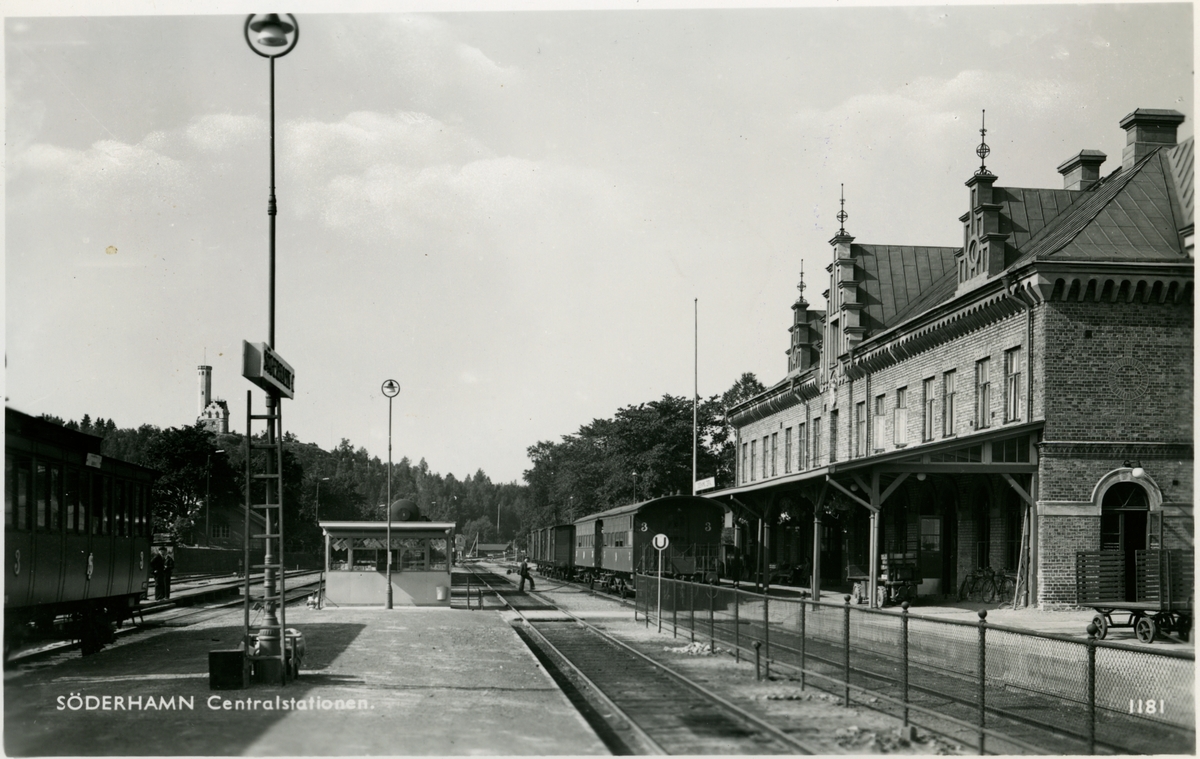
(320, 513, 456, 607)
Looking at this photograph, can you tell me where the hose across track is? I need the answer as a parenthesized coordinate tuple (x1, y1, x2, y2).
(464, 564, 820, 756)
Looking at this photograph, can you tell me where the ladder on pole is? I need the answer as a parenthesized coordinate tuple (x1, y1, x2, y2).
(244, 390, 291, 684)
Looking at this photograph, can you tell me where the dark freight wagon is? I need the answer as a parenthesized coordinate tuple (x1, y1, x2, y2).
(530, 524, 575, 579)
(1076, 548, 1193, 643)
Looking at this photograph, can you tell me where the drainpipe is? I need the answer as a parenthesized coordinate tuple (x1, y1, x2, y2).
(1003, 274, 1037, 606)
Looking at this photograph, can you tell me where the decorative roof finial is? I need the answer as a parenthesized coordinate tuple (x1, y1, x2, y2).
(975, 109, 993, 177)
(797, 260, 806, 297)
(836, 183, 848, 235)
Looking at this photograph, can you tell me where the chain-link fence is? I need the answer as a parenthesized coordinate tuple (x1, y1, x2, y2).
(635, 577, 1194, 755)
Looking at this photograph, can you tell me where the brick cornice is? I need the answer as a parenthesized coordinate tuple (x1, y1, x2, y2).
(1037, 441, 1193, 459)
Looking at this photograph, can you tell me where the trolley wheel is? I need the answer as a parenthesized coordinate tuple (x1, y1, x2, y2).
(1135, 615, 1158, 644)
(1091, 614, 1109, 640)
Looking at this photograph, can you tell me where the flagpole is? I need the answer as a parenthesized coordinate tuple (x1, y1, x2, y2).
(692, 298, 698, 495)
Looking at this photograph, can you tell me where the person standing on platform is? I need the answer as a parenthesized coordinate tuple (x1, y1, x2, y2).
(150, 547, 167, 600)
(518, 556, 535, 592)
(163, 548, 175, 599)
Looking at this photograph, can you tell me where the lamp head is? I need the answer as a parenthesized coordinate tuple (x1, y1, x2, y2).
(916, 472, 927, 481)
(250, 13, 294, 46)
(1123, 460, 1146, 479)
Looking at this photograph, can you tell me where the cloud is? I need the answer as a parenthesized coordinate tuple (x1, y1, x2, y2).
(185, 114, 265, 153)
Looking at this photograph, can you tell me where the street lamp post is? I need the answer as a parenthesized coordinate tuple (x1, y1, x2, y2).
(205, 449, 226, 547)
(244, 12, 299, 671)
(382, 380, 401, 609)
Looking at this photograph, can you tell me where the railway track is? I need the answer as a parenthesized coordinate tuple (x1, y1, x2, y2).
(6, 571, 323, 666)
(464, 564, 819, 755)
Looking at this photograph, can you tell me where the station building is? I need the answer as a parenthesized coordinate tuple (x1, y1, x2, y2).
(710, 108, 1193, 609)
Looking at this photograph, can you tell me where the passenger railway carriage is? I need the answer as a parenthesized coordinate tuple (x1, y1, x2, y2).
(572, 495, 726, 595)
(5, 408, 156, 655)
(529, 524, 575, 579)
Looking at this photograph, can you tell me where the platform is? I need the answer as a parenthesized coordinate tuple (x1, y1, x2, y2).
(3, 606, 608, 756)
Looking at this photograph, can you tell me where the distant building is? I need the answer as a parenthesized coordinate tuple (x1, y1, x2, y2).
(197, 364, 229, 434)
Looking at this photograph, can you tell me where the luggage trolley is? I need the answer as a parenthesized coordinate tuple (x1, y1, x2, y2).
(1076, 549, 1193, 643)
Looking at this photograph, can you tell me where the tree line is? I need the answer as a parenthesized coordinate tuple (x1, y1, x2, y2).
(39, 371, 765, 552)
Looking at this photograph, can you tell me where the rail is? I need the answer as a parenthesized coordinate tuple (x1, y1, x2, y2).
(637, 576, 1195, 756)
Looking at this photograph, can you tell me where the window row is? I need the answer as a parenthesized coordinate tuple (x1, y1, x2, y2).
(5, 455, 152, 538)
(738, 347, 1023, 482)
(328, 536, 448, 571)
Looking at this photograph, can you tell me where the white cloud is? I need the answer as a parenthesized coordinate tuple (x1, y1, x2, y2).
(185, 114, 265, 153)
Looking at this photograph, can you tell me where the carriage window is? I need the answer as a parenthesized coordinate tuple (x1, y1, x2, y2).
(65, 468, 79, 533)
(35, 462, 48, 530)
(114, 480, 125, 537)
(49, 465, 62, 531)
(88, 474, 99, 534)
(99, 476, 111, 535)
(5, 456, 13, 528)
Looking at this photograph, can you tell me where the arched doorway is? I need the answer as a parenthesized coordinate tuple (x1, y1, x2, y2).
(1101, 482, 1150, 601)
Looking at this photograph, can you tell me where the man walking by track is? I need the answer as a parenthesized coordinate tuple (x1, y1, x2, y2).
(151, 547, 167, 600)
(518, 555, 535, 593)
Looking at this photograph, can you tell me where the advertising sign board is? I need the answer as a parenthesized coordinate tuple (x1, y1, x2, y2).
(243, 340, 295, 399)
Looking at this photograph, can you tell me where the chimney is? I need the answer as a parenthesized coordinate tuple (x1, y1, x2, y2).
(198, 365, 212, 416)
(1119, 109, 1185, 170)
(1056, 150, 1106, 190)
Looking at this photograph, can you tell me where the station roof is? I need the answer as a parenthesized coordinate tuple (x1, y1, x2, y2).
(320, 521, 456, 537)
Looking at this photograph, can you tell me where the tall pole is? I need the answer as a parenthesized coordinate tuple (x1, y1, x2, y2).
(693, 298, 698, 495)
(381, 380, 400, 609)
(245, 11, 298, 671)
(387, 394, 394, 609)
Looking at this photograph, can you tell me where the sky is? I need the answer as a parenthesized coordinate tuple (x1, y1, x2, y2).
(4, 1, 1194, 484)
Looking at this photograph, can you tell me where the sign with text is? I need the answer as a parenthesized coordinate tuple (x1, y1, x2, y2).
(243, 341, 295, 399)
(694, 476, 716, 492)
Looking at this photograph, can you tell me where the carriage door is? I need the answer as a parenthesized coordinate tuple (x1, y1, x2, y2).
(1101, 482, 1149, 601)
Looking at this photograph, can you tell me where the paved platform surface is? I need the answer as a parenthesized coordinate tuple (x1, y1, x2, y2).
(4, 607, 607, 756)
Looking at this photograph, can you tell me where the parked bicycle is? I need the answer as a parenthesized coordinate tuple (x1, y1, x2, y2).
(958, 566, 998, 602)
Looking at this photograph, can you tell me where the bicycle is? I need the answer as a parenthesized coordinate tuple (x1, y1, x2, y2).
(992, 570, 1017, 605)
(957, 566, 997, 602)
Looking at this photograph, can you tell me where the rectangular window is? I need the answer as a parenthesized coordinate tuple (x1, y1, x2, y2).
(784, 428, 792, 474)
(741, 442, 748, 484)
(35, 462, 48, 530)
(923, 378, 935, 442)
(211, 520, 230, 539)
(750, 440, 757, 482)
(812, 417, 822, 465)
(762, 436, 769, 479)
(4, 456, 12, 528)
(943, 370, 957, 437)
(873, 395, 886, 451)
(976, 357, 991, 429)
(770, 433, 778, 477)
(99, 476, 110, 535)
(894, 387, 908, 446)
(797, 423, 808, 470)
(1005, 347, 1022, 422)
(49, 465, 61, 532)
(829, 411, 839, 463)
(65, 468, 79, 533)
(855, 402, 866, 457)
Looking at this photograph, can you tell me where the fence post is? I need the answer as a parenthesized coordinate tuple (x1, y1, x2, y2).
(709, 585, 715, 651)
(763, 589, 771, 679)
(734, 588, 741, 663)
(843, 594, 852, 707)
(1087, 622, 1098, 754)
(690, 582, 696, 643)
(901, 601, 910, 726)
(798, 598, 806, 690)
(673, 581, 678, 638)
(977, 609, 987, 755)
(754, 640, 762, 681)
